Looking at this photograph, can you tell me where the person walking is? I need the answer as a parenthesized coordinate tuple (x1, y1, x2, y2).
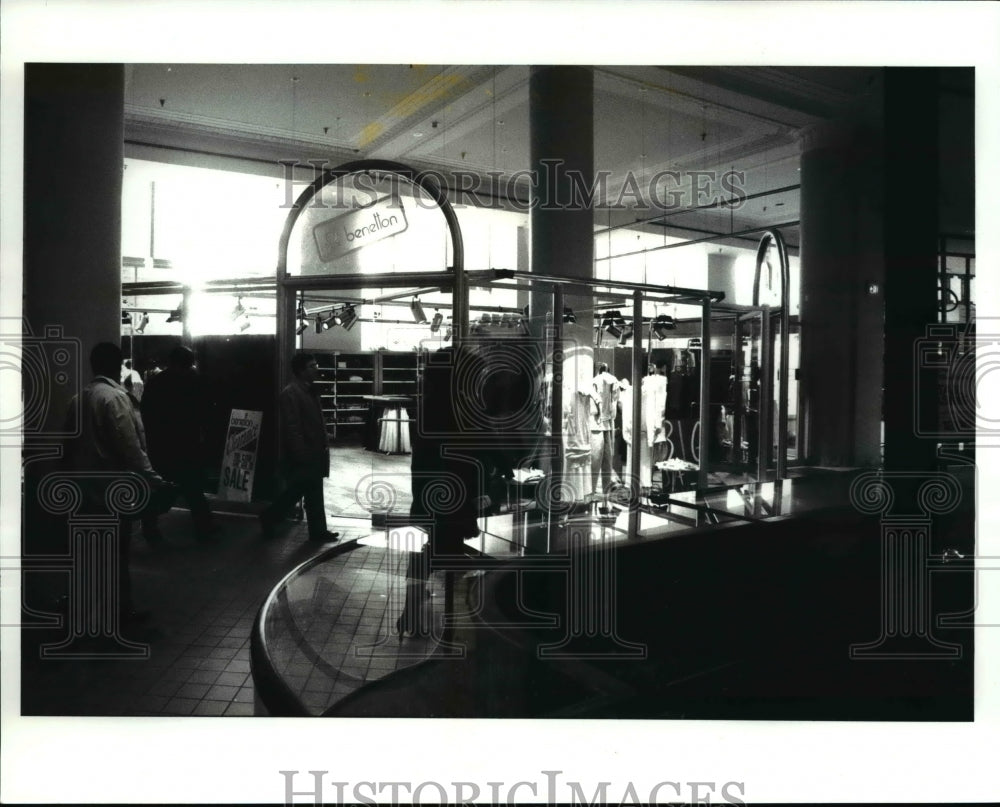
(140, 344, 220, 543)
(260, 353, 339, 543)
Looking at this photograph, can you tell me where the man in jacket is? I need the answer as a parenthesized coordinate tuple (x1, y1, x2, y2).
(260, 353, 339, 542)
(65, 342, 171, 625)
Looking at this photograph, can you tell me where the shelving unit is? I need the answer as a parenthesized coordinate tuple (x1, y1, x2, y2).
(333, 353, 375, 440)
(308, 351, 340, 440)
(294, 350, 422, 445)
(376, 349, 422, 397)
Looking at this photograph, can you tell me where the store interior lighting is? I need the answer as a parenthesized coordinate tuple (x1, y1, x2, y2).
(166, 304, 184, 323)
(135, 312, 149, 334)
(411, 299, 428, 324)
(601, 310, 624, 339)
(651, 314, 676, 340)
(340, 304, 358, 331)
(430, 310, 443, 333)
(562, 307, 576, 324)
(231, 297, 246, 320)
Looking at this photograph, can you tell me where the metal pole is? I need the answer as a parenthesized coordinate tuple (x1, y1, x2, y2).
(629, 290, 643, 539)
(551, 286, 564, 549)
(698, 298, 711, 491)
(732, 315, 744, 469)
(758, 306, 774, 482)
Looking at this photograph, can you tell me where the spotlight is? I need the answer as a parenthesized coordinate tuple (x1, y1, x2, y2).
(602, 310, 623, 339)
(430, 310, 443, 333)
(239, 317, 252, 332)
(315, 314, 324, 334)
(341, 305, 358, 331)
(443, 322, 453, 342)
(500, 312, 512, 328)
(322, 311, 339, 330)
(296, 318, 309, 336)
(562, 307, 576, 324)
(166, 304, 184, 324)
(135, 312, 149, 334)
(652, 314, 676, 340)
(411, 299, 428, 324)
(231, 297, 246, 320)
(619, 323, 633, 344)
(121, 310, 132, 326)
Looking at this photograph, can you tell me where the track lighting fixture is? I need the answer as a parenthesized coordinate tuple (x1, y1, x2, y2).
(296, 319, 309, 336)
(411, 299, 428, 324)
(239, 317, 252, 332)
(341, 304, 358, 331)
(562, 307, 576, 324)
(601, 310, 624, 339)
(651, 314, 676, 340)
(430, 310, 443, 333)
(135, 312, 149, 334)
(231, 297, 246, 320)
(443, 322, 453, 342)
(315, 314, 324, 334)
(166, 304, 184, 324)
(322, 311, 339, 330)
(121, 311, 132, 326)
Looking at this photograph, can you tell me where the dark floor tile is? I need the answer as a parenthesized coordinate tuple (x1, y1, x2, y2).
(163, 696, 200, 715)
(192, 699, 229, 716)
(197, 657, 231, 671)
(185, 669, 222, 685)
(206, 684, 239, 702)
(147, 678, 184, 698)
(224, 701, 255, 717)
(224, 658, 251, 674)
(176, 682, 212, 700)
(214, 671, 249, 688)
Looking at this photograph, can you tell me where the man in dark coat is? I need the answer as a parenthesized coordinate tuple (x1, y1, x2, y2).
(260, 353, 339, 543)
(140, 345, 218, 541)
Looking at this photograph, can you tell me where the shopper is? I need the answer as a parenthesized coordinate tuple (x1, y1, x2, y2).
(64, 342, 171, 626)
(260, 353, 339, 543)
(140, 344, 220, 543)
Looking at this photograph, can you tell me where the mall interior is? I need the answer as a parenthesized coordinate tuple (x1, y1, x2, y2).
(18, 64, 975, 719)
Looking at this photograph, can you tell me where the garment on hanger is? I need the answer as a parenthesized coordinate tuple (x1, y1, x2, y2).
(563, 386, 595, 501)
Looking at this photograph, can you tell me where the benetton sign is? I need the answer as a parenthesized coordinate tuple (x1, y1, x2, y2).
(313, 195, 408, 261)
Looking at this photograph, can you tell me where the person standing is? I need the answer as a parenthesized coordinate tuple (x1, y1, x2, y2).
(260, 353, 339, 543)
(140, 345, 219, 542)
(64, 342, 170, 625)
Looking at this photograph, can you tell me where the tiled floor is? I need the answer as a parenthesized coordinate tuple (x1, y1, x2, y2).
(21, 504, 371, 717)
(20, 463, 868, 717)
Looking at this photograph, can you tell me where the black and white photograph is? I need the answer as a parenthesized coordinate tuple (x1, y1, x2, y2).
(2, 2, 999, 804)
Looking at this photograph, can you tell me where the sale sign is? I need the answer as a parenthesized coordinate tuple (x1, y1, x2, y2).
(217, 409, 263, 502)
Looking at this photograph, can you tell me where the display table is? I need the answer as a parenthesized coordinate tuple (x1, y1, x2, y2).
(362, 395, 413, 453)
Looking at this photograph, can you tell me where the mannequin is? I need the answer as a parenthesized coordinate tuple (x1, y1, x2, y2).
(622, 362, 668, 490)
(590, 363, 619, 495)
